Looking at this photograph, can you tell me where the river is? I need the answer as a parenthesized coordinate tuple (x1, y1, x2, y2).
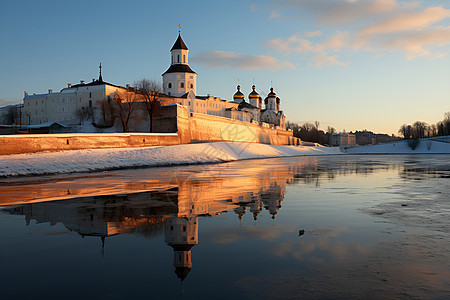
(0, 155, 449, 299)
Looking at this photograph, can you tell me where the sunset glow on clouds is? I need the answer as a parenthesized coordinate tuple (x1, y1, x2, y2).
(261, 0, 450, 65)
(192, 1, 450, 69)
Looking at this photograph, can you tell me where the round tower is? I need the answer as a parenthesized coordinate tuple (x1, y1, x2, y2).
(266, 87, 278, 112)
(162, 29, 197, 97)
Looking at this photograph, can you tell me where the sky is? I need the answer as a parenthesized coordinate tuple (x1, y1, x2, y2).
(1, 0, 449, 135)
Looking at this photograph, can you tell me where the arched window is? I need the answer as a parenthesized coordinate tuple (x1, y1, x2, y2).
(183, 55, 186, 63)
(168, 82, 172, 88)
(180, 82, 184, 88)
(190, 83, 193, 89)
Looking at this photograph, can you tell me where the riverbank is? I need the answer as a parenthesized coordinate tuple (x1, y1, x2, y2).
(0, 142, 342, 177)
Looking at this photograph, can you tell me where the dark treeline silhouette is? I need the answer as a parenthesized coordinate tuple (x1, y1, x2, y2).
(286, 121, 330, 144)
(398, 112, 450, 140)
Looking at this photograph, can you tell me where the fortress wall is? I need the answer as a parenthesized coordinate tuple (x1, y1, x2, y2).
(171, 106, 296, 145)
(0, 133, 181, 155)
(0, 105, 300, 155)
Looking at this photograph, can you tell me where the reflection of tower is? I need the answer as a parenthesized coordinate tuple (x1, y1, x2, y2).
(262, 181, 285, 219)
(164, 216, 198, 282)
(249, 199, 262, 221)
(234, 205, 246, 221)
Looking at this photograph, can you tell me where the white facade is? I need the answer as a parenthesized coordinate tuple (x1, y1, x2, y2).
(23, 81, 124, 125)
(329, 133, 356, 146)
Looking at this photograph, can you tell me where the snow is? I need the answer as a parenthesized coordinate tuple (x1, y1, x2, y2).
(0, 142, 343, 177)
(1, 138, 449, 178)
(344, 139, 450, 154)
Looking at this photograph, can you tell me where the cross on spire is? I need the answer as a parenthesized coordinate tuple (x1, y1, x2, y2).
(98, 63, 103, 82)
(178, 24, 182, 34)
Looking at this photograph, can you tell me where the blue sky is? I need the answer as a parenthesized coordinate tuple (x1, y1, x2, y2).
(1, 0, 449, 135)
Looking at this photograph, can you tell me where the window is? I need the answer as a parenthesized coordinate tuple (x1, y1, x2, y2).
(89, 92, 92, 98)
(177, 55, 179, 63)
(168, 92, 171, 96)
(190, 76, 193, 79)
(171, 55, 173, 63)
(180, 82, 184, 88)
(183, 55, 185, 63)
(168, 82, 172, 88)
(89, 100, 92, 107)
(190, 83, 193, 89)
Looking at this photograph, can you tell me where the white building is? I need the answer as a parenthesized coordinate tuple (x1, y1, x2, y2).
(329, 132, 356, 146)
(23, 65, 127, 126)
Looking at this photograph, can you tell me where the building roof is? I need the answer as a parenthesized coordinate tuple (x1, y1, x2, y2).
(238, 100, 259, 110)
(171, 34, 188, 51)
(162, 64, 197, 75)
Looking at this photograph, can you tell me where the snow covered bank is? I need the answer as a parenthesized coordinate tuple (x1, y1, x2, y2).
(0, 142, 343, 177)
(344, 139, 450, 154)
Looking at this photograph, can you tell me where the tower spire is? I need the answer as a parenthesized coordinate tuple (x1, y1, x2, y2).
(99, 63, 103, 82)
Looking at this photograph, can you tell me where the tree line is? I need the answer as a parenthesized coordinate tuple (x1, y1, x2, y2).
(286, 121, 334, 145)
(398, 112, 450, 139)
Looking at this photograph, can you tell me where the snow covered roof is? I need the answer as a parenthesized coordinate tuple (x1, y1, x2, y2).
(19, 122, 69, 129)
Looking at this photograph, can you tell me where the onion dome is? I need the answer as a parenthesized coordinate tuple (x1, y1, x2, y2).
(267, 87, 276, 98)
(248, 85, 259, 99)
(233, 85, 244, 101)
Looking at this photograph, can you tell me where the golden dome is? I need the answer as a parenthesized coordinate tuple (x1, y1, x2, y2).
(267, 87, 276, 98)
(233, 85, 244, 100)
(248, 85, 259, 99)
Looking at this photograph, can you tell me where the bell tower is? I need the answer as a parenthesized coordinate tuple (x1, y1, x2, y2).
(162, 25, 197, 97)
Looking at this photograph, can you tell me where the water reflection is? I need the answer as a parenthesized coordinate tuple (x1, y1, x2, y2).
(2, 166, 291, 283)
(1, 155, 449, 298)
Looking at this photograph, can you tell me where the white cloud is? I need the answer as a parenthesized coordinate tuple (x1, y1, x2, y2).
(313, 53, 347, 67)
(302, 30, 323, 38)
(273, 0, 399, 24)
(269, 10, 281, 19)
(359, 6, 450, 36)
(191, 51, 296, 70)
(265, 2, 450, 63)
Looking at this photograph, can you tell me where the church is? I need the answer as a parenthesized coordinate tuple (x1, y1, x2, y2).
(22, 30, 286, 131)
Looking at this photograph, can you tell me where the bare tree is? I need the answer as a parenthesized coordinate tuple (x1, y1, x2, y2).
(135, 79, 162, 132)
(75, 107, 93, 123)
(412, 121, 428, 139)
(102, 90, 138, 132)
(398, 124, 412, 140)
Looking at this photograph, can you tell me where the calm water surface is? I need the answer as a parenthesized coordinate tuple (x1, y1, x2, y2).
(0, 155, 449, 299)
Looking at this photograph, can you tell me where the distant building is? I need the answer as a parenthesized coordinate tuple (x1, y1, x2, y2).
(329, 132, 356, 146)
